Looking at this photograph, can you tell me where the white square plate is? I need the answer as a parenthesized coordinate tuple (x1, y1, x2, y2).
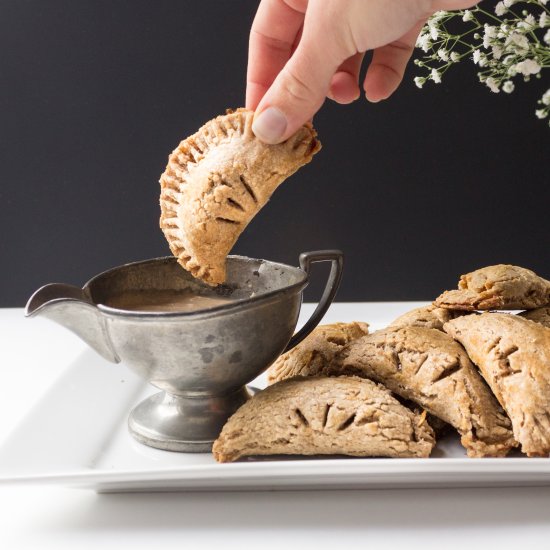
(1, 303, 549, 492)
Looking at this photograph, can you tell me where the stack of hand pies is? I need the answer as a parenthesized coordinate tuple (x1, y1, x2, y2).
(213, 265, 550, 462)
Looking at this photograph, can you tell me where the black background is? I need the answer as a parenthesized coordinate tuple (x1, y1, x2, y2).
(1, 0, 548, 307)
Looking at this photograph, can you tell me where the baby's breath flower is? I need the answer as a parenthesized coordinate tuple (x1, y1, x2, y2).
(430, 68, 442, 84)
(473, 49, 482, 64)
(542, 89, 550, 106)
(540, 13, 549, 27)
(502, 80, 515, 93)
(495, 2, 507, 16)
(544, 29, 550, 45)
(462, 10, 474, 22)
(518, 14, 536, 30)
(536, 109, 548, 118)
(506, 32, 529, 54)
(492, 44, 503, 60)
(438, 48, 449, 61)
(416, 32, 432, 52)
(504, 0, 520, 7)
(485, 77, 500, 93)
(450, 51, 460, 62)
(514, 58, 542, 75)
(414, 76, 425, 89)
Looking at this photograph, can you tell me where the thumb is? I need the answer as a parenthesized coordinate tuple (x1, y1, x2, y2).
(252, 38, 342, 144)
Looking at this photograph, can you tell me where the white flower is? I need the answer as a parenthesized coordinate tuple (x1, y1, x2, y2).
(513, 59, 542, 76)
(438, 48, 449, 61)
(506, 33, 529, 54)
(540, 13, 549, 28)
(485, 77, 500, 93)
(462, 10, 474, 22)
(473, 49, 482, 64)
(545, 29, 550, 45)
(450, 52, 460, 62)
(492, 45, 503, 60)
(518, 14, 536, 31)
(502, 80, 515, 93)
(495, 2, 507, 16)
(431, 68, 442, 84)
(429, 24, 439, 40)
(536, 109, 548, 119)
(503, 0, 519, 7)
(483, 25, 497, 49)
(542, 89, 550, 106)
(416, 33, 432, 52)
(414, 77, 425, 89)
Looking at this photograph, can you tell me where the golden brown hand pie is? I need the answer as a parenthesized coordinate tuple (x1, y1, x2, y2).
(159, 108, 320, 285)
(444, 313, 550, 457)
(389, 304, 466, 331)
(434, 264, 550, 311)
(212, 376, 434, 462)
(334, 327, 516, 457)
(267, 322, 369, 385)
(519, 307, 550, 328)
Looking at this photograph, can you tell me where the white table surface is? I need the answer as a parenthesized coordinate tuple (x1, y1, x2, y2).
(1, 303, 550, 549)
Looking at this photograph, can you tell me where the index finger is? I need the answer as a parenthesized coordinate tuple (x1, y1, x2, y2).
(246, 0, 307, 110)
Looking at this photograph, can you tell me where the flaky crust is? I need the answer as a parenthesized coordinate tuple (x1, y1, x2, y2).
(444, 313, 550, 457)
(159, 108, 321, 285)
(212, 376, 434, 462)
(389, 305, 466, 331)
(267, 322, 369, 385)
(434, 264, 550, 311)
(519, 307, 550, 328)
(334, 327, 516, 457)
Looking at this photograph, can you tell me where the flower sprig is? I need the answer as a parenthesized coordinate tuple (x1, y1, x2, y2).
(414, 0, 550, 124)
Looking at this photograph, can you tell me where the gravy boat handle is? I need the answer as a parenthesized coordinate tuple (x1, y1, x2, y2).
(283, 250, 344, 353)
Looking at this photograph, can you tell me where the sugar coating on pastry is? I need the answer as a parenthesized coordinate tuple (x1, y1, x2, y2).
(389, 304, 466, 331)
(267, 322, 369, 385)
(519, 307, 550, 328)
(159, 108, 321, 285)
(434, 264, 550, 311)
(444, 313, 550, 457)
(212, 376, 435, 462)
(334, 326, 516, 457)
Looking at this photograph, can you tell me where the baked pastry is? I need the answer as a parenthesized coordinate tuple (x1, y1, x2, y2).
(334, 327, 515, 457)
(159, 108, 321, 284)
(434, 264, 550, 311)
(389, 304, 465, 331)
(519, 307, 550, 328)
(212, 376, 435, 462)
(267, 322, 369, 385)
(444, 313, 550, 457)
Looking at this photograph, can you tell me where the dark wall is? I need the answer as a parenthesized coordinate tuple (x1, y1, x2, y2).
(1, 0, 548, 307)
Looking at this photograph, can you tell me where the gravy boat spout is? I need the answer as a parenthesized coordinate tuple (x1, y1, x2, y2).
(25, 283, 119, 363)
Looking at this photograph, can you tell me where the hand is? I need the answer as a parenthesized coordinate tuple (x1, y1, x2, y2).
(246, 0, 478, 143)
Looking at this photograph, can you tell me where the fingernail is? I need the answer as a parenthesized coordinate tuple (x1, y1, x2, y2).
(252, 107, 287, 144)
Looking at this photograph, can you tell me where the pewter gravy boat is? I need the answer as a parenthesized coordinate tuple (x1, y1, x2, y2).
(26, 251, 343, 452)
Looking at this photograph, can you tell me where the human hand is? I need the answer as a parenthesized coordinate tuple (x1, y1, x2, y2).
(246, 0, 478, 143)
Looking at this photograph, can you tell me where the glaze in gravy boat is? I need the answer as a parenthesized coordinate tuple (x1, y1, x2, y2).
(26, 251, 343, 452)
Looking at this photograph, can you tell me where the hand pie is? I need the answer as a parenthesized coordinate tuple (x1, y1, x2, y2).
(212, 376, 435, 462)
(267, 322, 369, 385)
(434, 264, 550, 311)
(444, 313, 550, 457)
(334, 327, 516, 457)
(389, 304, 466, 331)
(519, 307, 550, 328)
(160, 108, 321, 284)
